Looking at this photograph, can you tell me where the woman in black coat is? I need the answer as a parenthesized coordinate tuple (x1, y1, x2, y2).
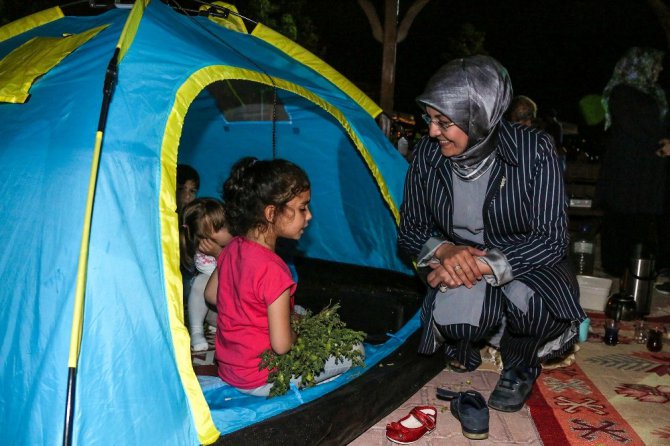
(597, 47, 670, 276)
(399, 56, 585, 413)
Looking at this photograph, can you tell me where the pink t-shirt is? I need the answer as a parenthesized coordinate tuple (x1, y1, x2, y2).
(215, 236, 296, 389)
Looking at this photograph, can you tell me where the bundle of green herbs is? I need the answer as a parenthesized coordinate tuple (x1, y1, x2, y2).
(259, 303, 366, 397)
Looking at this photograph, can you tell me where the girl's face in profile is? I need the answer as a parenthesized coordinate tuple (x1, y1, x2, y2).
(276, 190, 312, 240)
(425, 106, 469, 157)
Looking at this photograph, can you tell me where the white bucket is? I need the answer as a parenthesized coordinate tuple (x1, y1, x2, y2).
(577, 275, 613, 312)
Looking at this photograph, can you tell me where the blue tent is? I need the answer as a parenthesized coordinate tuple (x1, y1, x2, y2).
(0, 1, 416, 444)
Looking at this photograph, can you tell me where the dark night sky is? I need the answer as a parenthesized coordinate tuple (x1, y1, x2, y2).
(304, 0, 665, 124)
(5, 0, 666, 124)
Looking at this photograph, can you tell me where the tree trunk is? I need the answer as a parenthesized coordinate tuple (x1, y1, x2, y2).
(380, 0, 399, 114)
(358, 0, 431, 119)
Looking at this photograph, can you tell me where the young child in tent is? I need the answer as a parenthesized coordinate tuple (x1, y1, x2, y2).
(177, 164, 202, 301)
(176, 164, 200, 214)
(204, 157, 363, 396)
(179, 198, 233, 351)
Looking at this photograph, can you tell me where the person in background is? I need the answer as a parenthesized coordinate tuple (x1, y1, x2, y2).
(179, 198, 232, 351)
(205, 157, 363, 396)
(505, 95, 538, 127)
(399, 56, 585, 413)
(177, 164, 200, 213)
(596, 47, 670, 278)
(397, 127, 410, 159)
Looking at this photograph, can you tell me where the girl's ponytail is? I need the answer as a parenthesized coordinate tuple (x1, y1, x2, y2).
(179, 213, 197, 273)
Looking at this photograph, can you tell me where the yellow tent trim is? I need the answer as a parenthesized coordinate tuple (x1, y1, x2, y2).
(67, 130, 104, 367)
(251, 23, 383, 119)
(0, 7, 64, 43)
(0, 24, 109, 104)
(115, 0, 150, 63)
(160, 64, 400, 443)
(201, 1, 248, 33)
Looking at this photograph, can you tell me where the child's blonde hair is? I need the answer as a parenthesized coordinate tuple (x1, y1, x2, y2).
(179, 198, 227, 272)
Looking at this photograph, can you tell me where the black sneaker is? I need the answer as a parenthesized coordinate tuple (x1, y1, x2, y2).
(487, 367, 536, 412)
(437, 388, 489, 440)
(655, 282, 670, 295)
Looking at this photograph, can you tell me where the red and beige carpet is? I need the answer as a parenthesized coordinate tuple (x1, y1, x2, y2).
(193, 312, 670, 445)
(529, 313, 670, 446)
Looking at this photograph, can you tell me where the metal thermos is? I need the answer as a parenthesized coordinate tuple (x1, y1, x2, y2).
(623, 245, 655, 316)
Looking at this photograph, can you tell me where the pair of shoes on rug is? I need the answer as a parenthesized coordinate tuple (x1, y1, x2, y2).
(436, 388, 489, 440)
(385, 406, 437, 444)
(655, 281, 670, 295)
(488, 367, 536, 412)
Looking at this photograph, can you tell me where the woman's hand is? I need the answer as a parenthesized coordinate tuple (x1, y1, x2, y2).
(427, 244, 487, 289)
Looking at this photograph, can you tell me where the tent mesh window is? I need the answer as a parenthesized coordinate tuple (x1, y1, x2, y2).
(207, 79, 289, 122)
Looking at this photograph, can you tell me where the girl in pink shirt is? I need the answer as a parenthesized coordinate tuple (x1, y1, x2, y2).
(205, 157, 362, 396)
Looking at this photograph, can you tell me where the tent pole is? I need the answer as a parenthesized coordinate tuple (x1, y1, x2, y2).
(62, 48, 119, 446)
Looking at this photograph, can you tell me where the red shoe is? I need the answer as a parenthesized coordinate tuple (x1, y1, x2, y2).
(385, 406, 437, 444)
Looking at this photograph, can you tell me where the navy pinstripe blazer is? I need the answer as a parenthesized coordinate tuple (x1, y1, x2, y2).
(399, 120, 585, 326)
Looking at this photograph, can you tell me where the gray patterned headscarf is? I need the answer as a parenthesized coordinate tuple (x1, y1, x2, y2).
(602, 47, 666, 130)
(416, 55, 513, 180)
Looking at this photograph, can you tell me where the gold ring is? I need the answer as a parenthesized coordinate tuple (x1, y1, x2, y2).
(454, 265, 462, 271)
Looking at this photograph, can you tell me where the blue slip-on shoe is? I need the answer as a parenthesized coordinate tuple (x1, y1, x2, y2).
(437, 388, 489, 440)
(487, 367, 536, 412)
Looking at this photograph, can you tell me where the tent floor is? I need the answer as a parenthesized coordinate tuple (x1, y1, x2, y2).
(215, 258, 445, 445)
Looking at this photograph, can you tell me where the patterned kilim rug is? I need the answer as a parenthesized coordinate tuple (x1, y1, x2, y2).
(528, 313, 670, 446)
